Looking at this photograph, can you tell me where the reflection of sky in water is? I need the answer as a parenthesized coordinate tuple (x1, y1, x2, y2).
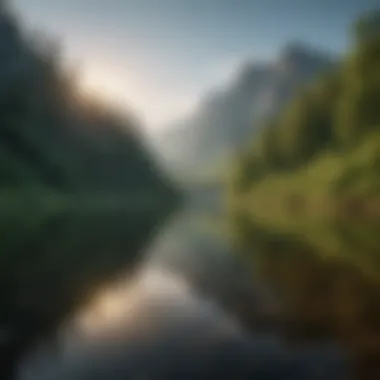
(19, 266, 248, 379)
(18, 213, 348, 380)
(76, 267, 219, 335)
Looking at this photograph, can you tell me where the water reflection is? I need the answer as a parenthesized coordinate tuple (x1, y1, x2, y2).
(232, 212, 380, 379)
(0, 205, 171, 379)
(17, 209, 347, 380)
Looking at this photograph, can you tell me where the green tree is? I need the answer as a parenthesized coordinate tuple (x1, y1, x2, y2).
(335, 11, 380, 147)
(254, 120, 284, 170)
(277, 87, 334, 167)
(354, 10, 380, 44)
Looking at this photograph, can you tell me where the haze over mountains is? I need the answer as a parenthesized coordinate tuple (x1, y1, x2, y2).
(152, 42, 337, 183)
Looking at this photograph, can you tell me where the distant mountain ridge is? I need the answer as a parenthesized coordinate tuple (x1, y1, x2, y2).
(152, 42, 337, 182)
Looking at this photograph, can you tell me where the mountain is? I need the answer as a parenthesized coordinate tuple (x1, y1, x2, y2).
(152, 42, 337, 183)
(0, 7, 178, 199)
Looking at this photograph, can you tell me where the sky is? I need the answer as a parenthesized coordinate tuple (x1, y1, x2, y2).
(11, 0, 380, 131)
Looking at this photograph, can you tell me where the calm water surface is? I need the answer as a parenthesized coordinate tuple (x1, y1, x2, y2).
(18, 208, 350, 380)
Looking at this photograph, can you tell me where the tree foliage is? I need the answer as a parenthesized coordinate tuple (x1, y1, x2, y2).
(354, 10, 380, 43)
(229, 10, 380, 198)
(0, 7, 177, 199)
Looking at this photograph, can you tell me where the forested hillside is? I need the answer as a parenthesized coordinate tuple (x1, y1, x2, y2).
(225, 14, 380, 375)
(228, 10, 380, 215)
(0, 7, 175, 199)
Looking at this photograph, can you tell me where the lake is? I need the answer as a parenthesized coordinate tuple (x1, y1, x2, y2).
(12, 205, 356, 380)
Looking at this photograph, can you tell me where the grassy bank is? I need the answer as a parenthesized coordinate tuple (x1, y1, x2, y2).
(230, 132, 380, 232)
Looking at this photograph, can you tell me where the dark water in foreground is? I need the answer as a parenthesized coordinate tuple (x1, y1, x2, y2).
(17, 209, 351, 380)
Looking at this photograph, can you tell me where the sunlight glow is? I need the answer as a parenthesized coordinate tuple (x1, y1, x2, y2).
(75, 268, 192, 335)
(78, 64, 142, 111)
(76, 62, 199, 131)
(76, 281, 139, 334)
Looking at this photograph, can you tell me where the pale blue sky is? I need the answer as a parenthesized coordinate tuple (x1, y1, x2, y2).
(12, 0, 380, 130)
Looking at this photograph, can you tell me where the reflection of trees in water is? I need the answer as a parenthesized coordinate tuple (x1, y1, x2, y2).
(0, 208, 172, 379)
(156, 229, 276, 332)
(333, 221, 380, 273)
(232, 213, 380, 379)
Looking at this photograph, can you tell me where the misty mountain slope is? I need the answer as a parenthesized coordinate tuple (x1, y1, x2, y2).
(153, 43, 337, 182)
(0, 6, 178, 197)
